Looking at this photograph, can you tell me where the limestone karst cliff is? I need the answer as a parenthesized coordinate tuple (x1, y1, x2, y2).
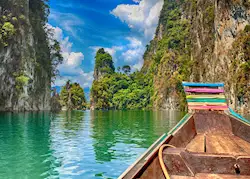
(0, 0, 62, 111)
(143, 0, 250, 112)
(93, 48, 115, 81)
(91, 48, 116, 109)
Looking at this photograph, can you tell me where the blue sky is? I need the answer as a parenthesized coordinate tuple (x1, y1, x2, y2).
(48, 0, 164, 89)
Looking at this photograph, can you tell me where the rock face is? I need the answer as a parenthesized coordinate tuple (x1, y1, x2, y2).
(0, 0, 52, 111)
(142, 0, 250, 112)
(190, 0, 250, 112)
(91, 48, 115, 109)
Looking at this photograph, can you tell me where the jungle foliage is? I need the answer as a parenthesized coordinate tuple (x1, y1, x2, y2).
(231, 26, 250, 102)
(94, 48, 115, 78)
(0, 0, 63, 91)
(60, 81, 87, 110)
(143, 0, 192, 109)
(91, 1, 192, 110)
(91, 72, 153, 110)
(91, 49, 153, 110)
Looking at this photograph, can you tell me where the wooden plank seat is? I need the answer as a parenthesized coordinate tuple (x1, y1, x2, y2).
(186, 134, 250, 156)
(163, 148, 194, 177)
(165, 110, 250, 178)
(163, 148, 250, 177)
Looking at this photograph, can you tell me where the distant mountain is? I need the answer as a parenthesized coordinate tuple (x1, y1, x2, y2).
(52, 86, 90, 102)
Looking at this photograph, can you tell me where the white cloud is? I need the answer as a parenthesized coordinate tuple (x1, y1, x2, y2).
(52, 26, 63, 40)
(49, 11, 84, 39)
(122, 37, 145, 64)
(126, 37, 142, 48)
(122, 49, 139, 62)
(132, 60, 144, 71)
(111, 4, 144, 29)
(54, 71, 94, 88)
(90, 36, 145, 71)
(111, 0, 163, 40)
(64, 52, 83, 66)
(60, 37, 73, 53)
(133, 0, 141, 3)
(110, 0, 163, 71)
(48, 24, 93, 88)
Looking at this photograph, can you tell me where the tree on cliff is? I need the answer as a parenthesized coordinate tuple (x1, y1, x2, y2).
(122, 65, 131, 75)
(90, 71, 153, 110)
(94, 48, 115, 80)
(60, 81, 87, 110)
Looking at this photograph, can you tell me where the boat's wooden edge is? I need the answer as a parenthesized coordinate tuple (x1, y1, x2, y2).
(119, 110, 250, 179)
(117, 133, 168, 179)
(118, 113, 194, 179)
(224, 110, 250, 126)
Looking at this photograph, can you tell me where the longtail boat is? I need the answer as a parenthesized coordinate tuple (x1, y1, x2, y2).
(118, 82, 250, 179)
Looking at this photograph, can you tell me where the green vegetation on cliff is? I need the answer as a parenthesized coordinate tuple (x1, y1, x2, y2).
(143, 0, 192, 110)
(60, 81, 87, 110)
(144, 0, 250, 111)
(94, 48, 115, 80)
(91, 49, 153, 110)
(0, 21, 16, 47)
(29, 0, 63, 80)
(0, 0, 63, 111)
(91, 72, 153, 110)
(90, 0, 250, 111)
(91, 1, 192, 110)
(231, 26, 250, 103)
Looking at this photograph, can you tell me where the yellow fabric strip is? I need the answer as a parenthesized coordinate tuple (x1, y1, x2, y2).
(186, 95, 225, 99)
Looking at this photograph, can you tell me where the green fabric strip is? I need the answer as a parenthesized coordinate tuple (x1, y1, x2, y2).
(187, 98, 226, 103)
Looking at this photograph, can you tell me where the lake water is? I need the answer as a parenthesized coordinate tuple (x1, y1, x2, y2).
(0, 110, 186, 179)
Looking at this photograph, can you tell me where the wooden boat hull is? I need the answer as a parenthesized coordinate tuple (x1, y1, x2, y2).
(118, 111, 250, 179)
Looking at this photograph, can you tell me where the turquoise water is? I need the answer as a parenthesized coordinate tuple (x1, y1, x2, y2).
(0, 110, 185, 179)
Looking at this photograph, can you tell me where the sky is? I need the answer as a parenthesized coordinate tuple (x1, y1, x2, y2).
(48, 0, 164, 90)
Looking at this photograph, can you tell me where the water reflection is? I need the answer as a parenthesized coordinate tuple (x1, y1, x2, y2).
(57, 111, 85, 136)
(49, 111, 90, 178)
(90, 110, 185, 165)
(0, 110, 185, 179)
(0, 112, 58, 178)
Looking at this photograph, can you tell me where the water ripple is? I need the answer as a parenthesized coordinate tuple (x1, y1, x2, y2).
(0, 110, 185, 179)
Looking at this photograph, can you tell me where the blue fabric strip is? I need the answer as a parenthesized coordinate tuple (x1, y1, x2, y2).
(182, 82, 224, 87)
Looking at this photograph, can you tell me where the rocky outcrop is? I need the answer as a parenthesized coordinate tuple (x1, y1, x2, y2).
(51, 88, 61, 112)
(0, 0, 54, 111)
(93, 48, 115, 81)
(91, 48, 115, 109)
(190, 0, 250, 113)
(142, 0, 250, 112)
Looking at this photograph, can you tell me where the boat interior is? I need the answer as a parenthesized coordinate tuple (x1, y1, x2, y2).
(120, 82, 250, 179)
(130, 111, 250, 179)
